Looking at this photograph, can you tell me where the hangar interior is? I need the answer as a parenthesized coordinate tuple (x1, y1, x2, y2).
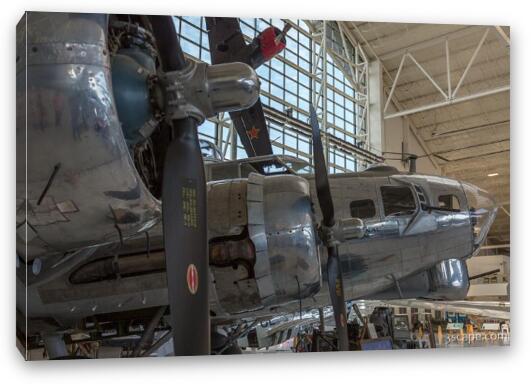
(175, 17, 510, 351)
(178, 17, 509, 240)
(19, 15, 510, 358)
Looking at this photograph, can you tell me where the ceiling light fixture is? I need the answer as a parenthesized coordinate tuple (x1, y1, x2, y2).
(487, 173, 499, 177)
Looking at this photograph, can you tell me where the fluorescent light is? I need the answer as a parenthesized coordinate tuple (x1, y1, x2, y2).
(487, 173, 499, 177)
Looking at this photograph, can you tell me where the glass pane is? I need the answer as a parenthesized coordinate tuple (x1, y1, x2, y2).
(462, 182, 498, 247)
(381, 186, 416, 216)
(350, 199, 376, 219)
(172, 16, 367, 165)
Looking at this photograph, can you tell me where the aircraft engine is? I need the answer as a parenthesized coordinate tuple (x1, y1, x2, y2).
(66, 172, 322, 316)
(207, 173, 322, 315)
(16, 13, 260, 260)
(368, 258, 470, 301)
(109, 20, 260, 148)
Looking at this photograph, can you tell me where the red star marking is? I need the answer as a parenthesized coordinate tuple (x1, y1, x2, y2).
(247, 127, 260, 140)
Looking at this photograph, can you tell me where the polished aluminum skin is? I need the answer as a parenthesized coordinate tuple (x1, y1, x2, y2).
(207, 173, 320, 316)
(160, 60, 259, 122)
(16, 13, 161, 260)
(318, 170, 492, 302)
(17, 13, 498, 333)
(16, 12, 260, 262)
(20, 159, 497, 326)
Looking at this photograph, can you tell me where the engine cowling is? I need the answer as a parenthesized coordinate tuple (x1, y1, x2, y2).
(207, 173, 321, 315)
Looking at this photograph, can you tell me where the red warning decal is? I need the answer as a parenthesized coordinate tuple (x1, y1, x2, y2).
(186, 264, 199, 295)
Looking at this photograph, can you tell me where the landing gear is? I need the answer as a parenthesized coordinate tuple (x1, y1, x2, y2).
(42, 332, 69, 360)
(42, 332, 90, 359)
(211, 331, 242, 355)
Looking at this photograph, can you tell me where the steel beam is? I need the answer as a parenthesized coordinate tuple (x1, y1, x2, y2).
(132, 306, 166, 357)
(435, 138, 509, 154)
(446, 39, 451, 96)
(407, 52, 448, 99)
(141, 331, 173, 357)
(481, 244, 510, 250)
(452, 28, 490, 98)
(384, 85, 509, 119)
(425, 119, 509, 140)
(400, 75, 509, 115)
(390, 51, 508, 99)
(383, 53, 406, 112)
(442, 148, 509, 163)
(444, 162, 511, 175)
(342, 23, 441, 172)
(421, 105, 509, 132)
(495, 26, 510, 47)
(379, 26, 480, 61)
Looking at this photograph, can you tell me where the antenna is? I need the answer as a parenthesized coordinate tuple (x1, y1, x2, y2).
(408, 154, 418, 173)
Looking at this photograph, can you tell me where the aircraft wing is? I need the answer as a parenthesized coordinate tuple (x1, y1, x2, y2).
(377, 299, 510, 320)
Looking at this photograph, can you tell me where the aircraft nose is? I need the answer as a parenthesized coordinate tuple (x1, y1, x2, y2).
(461, 182, 498, 248)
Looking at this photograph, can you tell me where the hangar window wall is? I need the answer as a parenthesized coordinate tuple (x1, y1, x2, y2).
(174, 16, 370, 173)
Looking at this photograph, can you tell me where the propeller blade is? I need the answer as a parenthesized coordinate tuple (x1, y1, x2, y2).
(326, 245, 350, 351)
(309, 105, 335, 227)
(162, 118, 209, 356)
(206, 18, 286, 161)
(310, 104, 349, 351)
(274, 23, 292, 45)
(148, 16, 187, 71)
(149, 15, 210, 356)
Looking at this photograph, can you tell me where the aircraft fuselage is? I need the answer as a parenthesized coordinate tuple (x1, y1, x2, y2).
(18, 158, 497, 328)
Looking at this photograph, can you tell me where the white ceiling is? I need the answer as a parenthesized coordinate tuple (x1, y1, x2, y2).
(345, 22, 510, 243)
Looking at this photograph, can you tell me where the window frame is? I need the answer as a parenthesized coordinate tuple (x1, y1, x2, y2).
(174, 16, 367, 171)
(437, 194, 463, 212)
(380, 185, 418, 217)
(349, 199, 377, 220)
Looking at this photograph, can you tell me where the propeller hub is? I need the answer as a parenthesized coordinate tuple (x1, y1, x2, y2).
(319, 217, 365, 247)
(160, 60, 260, 124)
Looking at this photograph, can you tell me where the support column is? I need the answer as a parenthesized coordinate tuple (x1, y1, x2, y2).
(368, 60, 384, 156)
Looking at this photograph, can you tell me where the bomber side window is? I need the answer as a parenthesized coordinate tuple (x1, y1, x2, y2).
(381, 186, 416, 216)
(438, 194, 461, 211)
(350, 199, 376, 219)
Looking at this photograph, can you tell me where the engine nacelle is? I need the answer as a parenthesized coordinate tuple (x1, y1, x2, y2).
(207, 173, 321, 315)
(368, 258, 470, 301)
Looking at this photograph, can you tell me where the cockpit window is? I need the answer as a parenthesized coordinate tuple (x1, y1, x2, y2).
(438, 194, 461, 211)
(350, 199, 376, 219)
(381, 186, 416, 216)
(461, 182, 498, 247)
